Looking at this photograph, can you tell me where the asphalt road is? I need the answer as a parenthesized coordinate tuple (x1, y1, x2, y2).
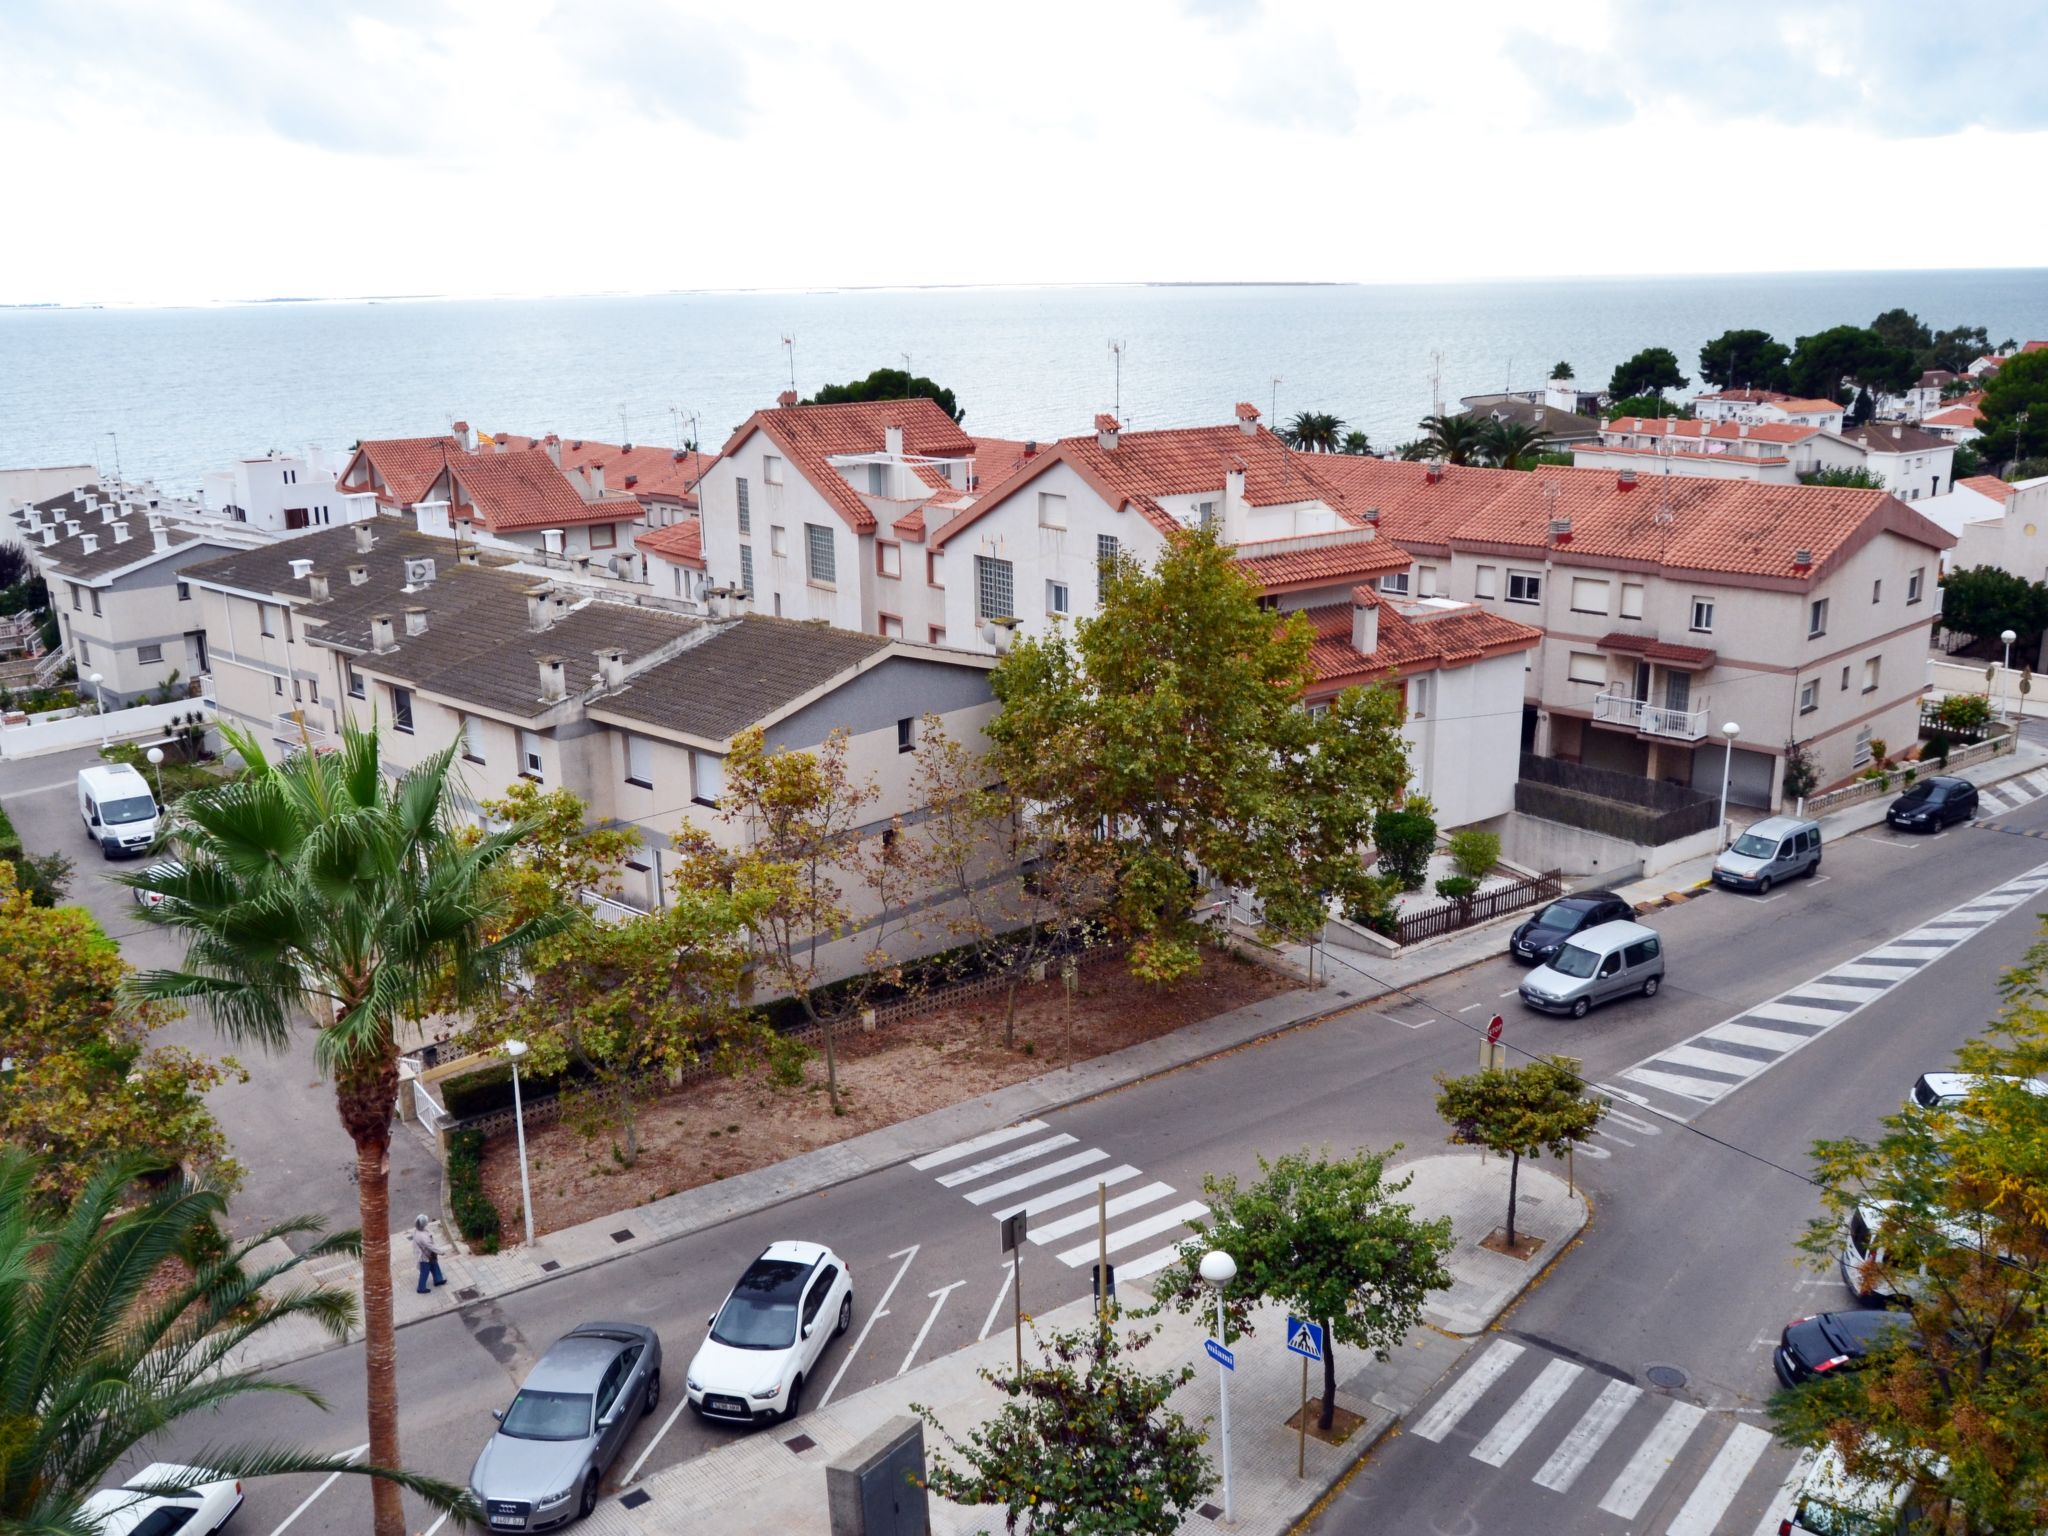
(128, 785, 2048, 1536)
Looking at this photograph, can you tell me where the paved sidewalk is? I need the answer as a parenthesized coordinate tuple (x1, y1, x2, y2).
(581, 1154, 1585, 1536)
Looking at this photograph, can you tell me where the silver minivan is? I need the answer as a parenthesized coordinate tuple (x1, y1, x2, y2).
(1712, 815, 1821, 894)
(1518, 919, 1665, 1018)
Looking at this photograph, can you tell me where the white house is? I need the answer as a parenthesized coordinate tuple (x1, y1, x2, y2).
(200, 447, 364, 533)
(1833, 422, 1957, 502)
(1921, 397, 1985, 445)
(1577, 416, 1954, 499)
(1691, 390, 1845, 433)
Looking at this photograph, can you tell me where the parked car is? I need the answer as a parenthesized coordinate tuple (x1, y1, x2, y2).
(1836, 1201, 2022, 1307)
(1773, 1308, 1913, 1388)
(1517, 920, 1664, 1018)
(131, 858, 185, 909)
(1886, 776, 1978, 832)
(80, 1466, 243, 1536)
(1910, 1071, 2048, 1110)
(1507, 891, 1633, 964)
(1712, 816, 1821, 893)
(686, 1241, 853, 1426)
(1777, 1443, 1929, 1535)
(470, 1322, 662, 1530)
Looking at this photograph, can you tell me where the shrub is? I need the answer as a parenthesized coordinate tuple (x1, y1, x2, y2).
(1925, 730, 1952, 764)
(1446, 828, 1500, 882)
(1782, 739, 1820, 803)
(1372, 804, 1438, 892)
(1934, 693, 1993, 733)
(1435, 875, 1478, 903)
(1903, 767, 1918, 787)
(1869, 738, 1889, 768)
(445, 1128, 501, 1253)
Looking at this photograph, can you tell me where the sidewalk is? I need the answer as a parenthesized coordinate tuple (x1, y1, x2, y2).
(581, 1153, 1586, 1536)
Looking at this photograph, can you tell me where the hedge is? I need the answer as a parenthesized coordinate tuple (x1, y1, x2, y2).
(445, 1128, 501, 1253)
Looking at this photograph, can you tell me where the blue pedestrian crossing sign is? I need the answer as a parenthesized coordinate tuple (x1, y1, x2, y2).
(1286, 1316, 1325, 1362)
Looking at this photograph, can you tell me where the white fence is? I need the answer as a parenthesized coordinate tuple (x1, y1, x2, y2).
(0, 696, 214, 761)
(1928, 659, 2042, 713)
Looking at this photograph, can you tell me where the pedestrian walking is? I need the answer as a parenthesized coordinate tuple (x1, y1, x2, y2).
(408, 1214, 447, 1294)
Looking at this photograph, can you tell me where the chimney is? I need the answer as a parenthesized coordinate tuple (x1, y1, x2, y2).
(526, 584, 555, 630)
(370, 614, 396, 652)
(1350, 586, 1380, 655)
(348, 562, 369, 585)
(1094, 414, 1120, 451)
(543, 528, 565, 556)
(308, 570, 330, 601)
(587, 464, 605, 496)
(1362, 506, 1381, 525)
(1618, 468, 1638, 491)
(572, 553, 592, 578)
(1023, 440, 1039, 458)
(1794, 547, 1814, 570)
(404, 606, 428, 636)
(354, 523, 375, 553)
(1739, 423, 1750, 438)
(538, 656, 566, 702)
(1221, 464, 1248, 545)
(623, 474, 638, 488)
(1892, 424, 1903, 440)
(100, 503, 116, 524)
(1234, 401, 1260, 436)
(289, 558, 314, 580)
(147, 513, 167, 552)
(1551, 516, 1573, 546)
(884, 425, 905, 458)
(542, 433, 562, 468)
(1424, 459, 1444, 485)
(621, 442, 634, 454)
(705, 585, 727, 619)
(452, 420, 476, 452)
(40, 527, 54, 547)
(457, 544, 480, 566)
(596, 646, 626, 689)
(112, 522, 132, 545)
(777, 390, 798, 408)
(80, 532, 98, 554)
(65, 519, 81, 537)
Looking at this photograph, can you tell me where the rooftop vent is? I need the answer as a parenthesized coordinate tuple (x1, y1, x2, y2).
(308, 570, 330, 601)
(404, 606, 428, 636)
(349, 562, 369, 585)
(526, 585, 555, 630)
(354, 524, 375, 553)
(1618, 468, 1639, 491)
(80, 532, 98, 554)
(289, 558, 315, 580)
(370, 614, 396, 652)
(537, 655, 566, 702)
(1794, 547, 1814, 567)
(111, 523, 131, 544)
(1551, 516, 1573, 545)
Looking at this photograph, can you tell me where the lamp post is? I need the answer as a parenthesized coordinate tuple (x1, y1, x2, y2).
(504, 1040, 537, 1248)
(1200, 1250, 1237, 1523)
(2003, 629, 2017, 672)
(88, 672, 107, 745)
(145, 745, 164, 800)
(1717, 721, 1741, 847)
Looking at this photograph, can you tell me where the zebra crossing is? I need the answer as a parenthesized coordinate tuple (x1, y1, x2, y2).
(1408, 1338, 1797, 1532)
(1604, 858, 2048, 1123)
(1969, 766, 2048, 825)
(908, 1120, 1205, 1281)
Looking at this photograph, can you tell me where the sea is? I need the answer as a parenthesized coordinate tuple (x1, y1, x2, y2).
(3, 268, 2045, 494)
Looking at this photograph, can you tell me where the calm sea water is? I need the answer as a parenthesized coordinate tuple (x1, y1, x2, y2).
(3, 269, 2045, 493)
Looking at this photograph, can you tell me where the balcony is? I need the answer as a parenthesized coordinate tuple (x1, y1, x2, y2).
(272, 709, 331, 752)
(1593, 692, 1709, 742)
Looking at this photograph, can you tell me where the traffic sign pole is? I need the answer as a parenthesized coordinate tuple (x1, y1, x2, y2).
(1298, 1354, 1308, 1477)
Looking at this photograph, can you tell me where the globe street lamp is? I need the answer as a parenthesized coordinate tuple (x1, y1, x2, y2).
(1200, 1249, 1238, 1522)
(504, 1039, 537, 1248)
(2003, 629, 2017, 672)
(1717, 721, 1741, 848)
(145, 745, 165, 800)
(88, 671, 107, 745)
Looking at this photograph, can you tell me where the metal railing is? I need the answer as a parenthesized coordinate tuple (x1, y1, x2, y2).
(1593, 692, 1710, 741)
(272, 709, 330, 751)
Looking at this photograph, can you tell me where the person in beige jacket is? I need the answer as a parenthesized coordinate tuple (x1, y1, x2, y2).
(408, 1214, 447, 1294)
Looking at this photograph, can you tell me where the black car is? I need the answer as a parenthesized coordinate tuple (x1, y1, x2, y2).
(1886, 775, 1978, 831)
(1508, 892, 1633, 964)
(1773, 1308, 1911, 1387)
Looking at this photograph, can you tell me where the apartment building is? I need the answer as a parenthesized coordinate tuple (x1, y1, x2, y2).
(200, 447, 363, 532)
(1691, 390, 1846, 432)
(1577, 416, 1954, 499)
(488, 434, 714, 531)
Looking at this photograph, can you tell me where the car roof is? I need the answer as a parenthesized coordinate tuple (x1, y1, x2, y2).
(1926, 775, 1970, 788)
(526, 1330, 632, 1390)
(1918, 1071, 2047, 1098)
(79, 763, 149, 790)
(1746, 815, 1817, 838)
(1565, 919, 1659, 948)
(761, 1239, 832, 1266)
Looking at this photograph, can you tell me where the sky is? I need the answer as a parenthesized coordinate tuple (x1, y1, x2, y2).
(3, 0, 2045, 307)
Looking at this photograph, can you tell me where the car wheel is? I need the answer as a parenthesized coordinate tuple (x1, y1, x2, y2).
(836, 1294, 852, 1338)
(1805, 857, 1820, 878)
(1570, 997, 1590, 1019)
(1641, 975, 1661, 998)
(578, 1472, 598, 1521)
(643, 1367, 660, 1416)
(1757, 875, 1772, 895)
(782, 1374, 804, 1423)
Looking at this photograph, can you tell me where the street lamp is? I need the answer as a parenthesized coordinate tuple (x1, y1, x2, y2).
(88, 672, 107, 744)
(1717, 721, 1741, 847)
(504, 1039, 537, 1248)
(2002, 629, 2017, 672)
(1200, 1249, 1237, 1523)
(145, 745, 164, 800)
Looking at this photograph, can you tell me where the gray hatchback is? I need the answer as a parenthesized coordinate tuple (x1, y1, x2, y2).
(470, 1322, 662, 1530)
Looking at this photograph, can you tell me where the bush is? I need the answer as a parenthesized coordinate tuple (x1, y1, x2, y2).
(446, 1128, 501, 1253)
(1434, 875, 1478, 903)
(1935, 693, 1993, 732)
(1782, 739, 1820, 803)
(1926, 731, 1952, 765)
(1372, 804, 1438, 892)
(1869, 738, 1889, 768)
(1903, 767, 1918, 787)
(1446, 828, 1500, 881)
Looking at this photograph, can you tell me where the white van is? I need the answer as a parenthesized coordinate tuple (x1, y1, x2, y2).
(78, 762, 160, 859)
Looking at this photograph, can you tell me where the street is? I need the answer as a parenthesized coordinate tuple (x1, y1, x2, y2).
(116, 772, 2048, 1536)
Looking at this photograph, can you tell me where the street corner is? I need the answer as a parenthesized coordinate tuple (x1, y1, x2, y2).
(1389, 1154, 1590, 1338)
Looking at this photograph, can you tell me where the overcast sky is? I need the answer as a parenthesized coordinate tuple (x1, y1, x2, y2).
(5, 0, 2044, 306)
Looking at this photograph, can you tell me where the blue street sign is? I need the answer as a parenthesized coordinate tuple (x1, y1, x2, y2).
(1205, 1338, 1235, 1371)
(1286, 1316, 1325, 1362)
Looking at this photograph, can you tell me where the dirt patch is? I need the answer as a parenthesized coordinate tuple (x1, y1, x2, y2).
(1480, 1227, 1547, 1262)
(476, 950, 1294, 1244)
(1284, 1399, 1369, 1445)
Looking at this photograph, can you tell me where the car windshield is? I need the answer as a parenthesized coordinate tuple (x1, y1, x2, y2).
(710, 1258, 811, 1350)
(1896, 783, 1934, 804)
(499, 1389, 592, 1441)
(1532, 902, 1587, 931)
(1795, 1498, 1894, 1536)
(99, 795, 155, 825)
(1730, 832, 1778, 858)
(1548, 944, 1600, 979)
(1911, 1076, 1943, 1108)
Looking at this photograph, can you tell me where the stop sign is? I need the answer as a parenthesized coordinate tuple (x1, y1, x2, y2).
(1487, 1014, 1504, 1044)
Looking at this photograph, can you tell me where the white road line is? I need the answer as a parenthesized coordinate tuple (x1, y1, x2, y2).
(1411, 1340, 1525, 1443)
(978, 1264, 1014, 1342)
(9, 780, 75, 796)
(1056, 1201, 1209, 1266)
(1030, 1182, 1175, 1244)
(1118, 1243, 1190, 1281)
(1576, 1140, 1610, 1159)
(1784, 983, 1889, 1004)
(821, 1244, 917, 1407)
(1500, 989, 1518, 999)
(1595, 1081, 1653, 1109)
(991, 1166, 1141, 1221)
(1459, 1003, 1481, 1013)
(1824, 962, 1916, 981)
(267, 1444, 367, 1536)
(1905, 925, 1982, 941)
(1667, 1423, 1773, 1535)
(935, 1134, 1079, 1188)
(1863, 946, 1935, 961)
(909, 1122, 1047, 1171)
(1656, 1045, 1765, 1078)
(622, 1386, 694, 1484)
(1752, 1450, 1820, 1536)
(1533, 1378, 1640, 1493)
(2022, 768, 2048, 793)
(1704, 1022, 1813, 1052)
(899, 1281, 965, 1376)
(1597, 1399, 1705, 1518)
(964, 1148, 1109, 1205)
(1620, 1068, 1725, 1102)
(420, 1512, 451, 1536)
(1746, 1002, 1851, 1027)
(1604, 1107, 1662, 1135)
(1598, 1130, 1635, 1147)
(1470, 1358, 1581, 1467)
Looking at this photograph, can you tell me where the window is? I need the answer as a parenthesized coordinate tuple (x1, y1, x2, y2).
(1841, 665, 1851, 691)
(1407, 674, 1431, 718)
(1907, 567, 1924, 604)
(391, 686, 414, 733)
(138, 642, 162, 664)
(308, 677, 318, 703)
(878, 613, 903, 638)
(625, 733, 652, 787)
(1863, 656, 1881, 693)
(1690, 596, 1715, 633)
(805, 524, 836, 585)
(736, 477, 750, 534)
(177, 580, 191, 602)
(1620, 582, 1644, 619)
(691, 749, 723, 806)
(1419, 565, 1440, 598)
(258, 602, 274, 637)
(1799, 679, 1819, 714)
(877, 541, 901, 579)
(347, 661, 364, 698)
(1871, 578, 1881, 604)
(975, 555, 1015, 621)
(521, 730, 544, 781)
(897, 716, 915, 754)
(1569, 576, 1609, 614)
(463, 714, 487, 763)
(738, 545, 754, 596)
(927, 551, 944, 588)
(590, 523, 615, 550)
(90, 588, 101, 617)
(1194, 500, 1217, 530)
(1507, 570, 1542, 604)
(76, 638, 89, 665)
(1567, 651, 1606, 685)
(929, 625, 946, 644)
(1047, 579, 1069, 616)
(1474, 565, 1498, 599)
(802, 1266, 840, 1326)
(763, 454, 783, 484)
(1380, 571, 1410, 596)
(283, 608, 294, 642)
(1097, 534, 1120, 597)
(1038, 491, 1067, 530)
(273, 675, 284, 697)
(1853, 725, 1874, 767)
(1808, 598, 1828, 637)
(69, 582, 81, 612)
(770, 525, 787, 558)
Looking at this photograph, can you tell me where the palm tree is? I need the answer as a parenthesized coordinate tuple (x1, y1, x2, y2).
(1280, 411, 1345, 452)
(0, 1147, 472, 1533)
(126, 720, 563, 1536)
(1480, 418, 1554, 470)
(1339, 430, 1374, 456)
(1415, 412, 1488, 466)
(1550, 361, 1574, 381)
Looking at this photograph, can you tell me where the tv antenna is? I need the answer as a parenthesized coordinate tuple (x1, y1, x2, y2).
(1429, 350, 1444, 419)
(105, 430, 123, 486)
(1270, 375, 1283, 423)
(1109, 340, 1125, 417)
(900, 352, 913, 373)
(619, 402, 629, 443)
(781, 335, 798, 393)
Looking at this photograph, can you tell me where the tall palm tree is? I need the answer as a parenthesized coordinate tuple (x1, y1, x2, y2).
(1480, 418, 1554, 470)
(125, 720, 562, 1536)
(1415, 412, 1488, 466)
(1339, 429, 1374, 456)
(1280, 410, 1345, 452)
(0, 1147, 472, 1534)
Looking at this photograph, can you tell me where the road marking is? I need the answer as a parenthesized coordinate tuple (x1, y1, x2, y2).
(1749, 893, 1786, 905)
(1459, 1003, 1481, 1013)
(979, 1264, 1014, 1342)
(1904, 924, 1981, 941)
(267, 1443, 367, 1536)
(820, 1244, 917, 1407)
(8, 780, 75, 796)
(1656, 1045, 1763, 1079)
(1746, 1001, 1851, 1027)
(990, 1166, 1140, 1221)
(1809, 875, 1832, 885)
(623, 1384, 693, 1485)
(1500, 989, 1518, 999)
(1787, 982, 1896, 1003)
(1119, 1243, 1189, 1281)
(1057, 1201, 1209, 1265)
(899, 1281, 965, 1376)
(909, 1122, 1048, 1171)
(1752, 1450, 1819, 1536)
(1598, 1131, 1634, 1146)
(1594, 1081, 1653, 1109)
(1575, 1140, 1610, 1159)
(1470, 1357, 1581, 1467)
(1597, 1399, 1705, 1518)
(1825, 962, 1917, 981)
(1533, 1378, 1639, 1492)
(420, 1512, 451, 1536)
(1666, 1423, 1773, 1535)
(1618, 1068, 1722, 1101)
(1705, 1022, 1813, 1052)
(1411, 1340, 1524, 1442)
(1030, 1182, 1175, 1244)
(1604, 1107, 1662, 1135)
(935, 1134, 1079, 1187)
(1375, 1012, 1428, 1030)
(963, 1148, 1108, 1205)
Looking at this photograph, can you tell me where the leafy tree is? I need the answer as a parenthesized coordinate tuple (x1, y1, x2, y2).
(0, 540, 27, 590)
(1782, 739, 1820, 803)
(1606, 346, 1688, 401)
(2014, 456, 2048, 481)
(806, 366, 964, 424)
(1952, 440, 1986, 479)
(1372, 803, 1437, 892)
(1974, 349, 2048, 470)
(1697, 328, 1790, 391)
(1434, 1057, 1605, 1248)
(125, 720, 563, 1536)
(1479, 417, 1553, 470)
(1394, 438, 1432, 461)
(1787, 324, 1917, 404)
(1847, 386, 1877, 426)
(1606, 394, 1690, 420)
(914, 1317, 1213, 1535)
(1280, 410, 1345, 452)
(1151, 1148, 1454, 1431)
(1447, 827, 1501, 881)
(0, 861, 242, 1207)
(987, 530, 1410, 983)
(0, 1147, 475, 1533)
(1926, 324, 1994, 374)
(1869, 307, 1933, 357)
(1798, 466, 1887, 489)
(1938, 565, 2048, 656)
(1338, 429, 1374, 455)
(1549, 361, 1574, 381)
(1415, 412, 1488, 465)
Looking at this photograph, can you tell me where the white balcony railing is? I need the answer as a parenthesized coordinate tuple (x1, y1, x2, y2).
(272, 709, 330, 752)
(1592, 692, 1709, 742)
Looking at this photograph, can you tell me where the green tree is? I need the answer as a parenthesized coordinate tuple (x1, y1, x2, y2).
(1697, 328, 1790, 391)
(1974, 349, 2048, 470)
(1952, 440, 1986, 479)
(1434, 1057, 1606, 1247)
(1782, 739, 1820, 803)
(806, 366, 964, 423)
(1606, 346, 1688, 401)
(987, 529, 1410, 983)
(1447, 827, 1501, 881)
(1869, 307, 1934, 357)
(1338, 429, 1374, 455)
(1938, 565, 2048, 657)
(1415, 412, 1488, 465)
(124, 720, 563, 1536)
(1606, 394, 1691, 420)
(1479, 417, 1553, 470)
(1926, 324, 1994, 374)
(1787, 324, 1918, 404)
(0, 1147, 473, 1534)
(915, 1318, 1213, 1536)
(1798, 466, 1887, 489)
(1280, 410, 1345, 451)
(1151, 1147, 1454, 1431)
(1549, 361, 1574, 381)
(1372, 802, 1437, 892)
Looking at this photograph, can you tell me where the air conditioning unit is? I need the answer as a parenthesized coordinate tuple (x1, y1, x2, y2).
(403, 556, 436, 587)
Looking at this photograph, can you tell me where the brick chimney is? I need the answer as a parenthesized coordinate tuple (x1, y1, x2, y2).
(777, 390, 798, 408)
(1234, 402, 1260, 436)
(537, 656, 566, 702)
(1095, 414, 1120, 450)
(1350, 586, 1380, 654)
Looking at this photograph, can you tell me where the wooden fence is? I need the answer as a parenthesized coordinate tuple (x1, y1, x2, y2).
(1394, 869, 1564, 948)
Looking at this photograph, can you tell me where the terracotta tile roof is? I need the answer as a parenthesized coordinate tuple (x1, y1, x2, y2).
(1582, 442, 1794, 467)
(2024, 341, 2048, 354)
(1303, 457, 1526, 552)
(1598, 631, 1716, 668)
(337, 436, 462, 507)
(716, 398, 978, 533)
(1301, 597, 1541, 691)
(634, 519, 705, 568)
(1235, 535, 1410, 593)
(434, 449, 643, 534)
(1924, 403, 1985, 429)
(1958, 475, 2018, 505)
(1604, 417, 1819, 445)
(1694, 391, 1840, 415)
(1837, 422, 1952, 455)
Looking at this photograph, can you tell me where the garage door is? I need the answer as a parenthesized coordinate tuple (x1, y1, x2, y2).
(1695, 743, 1776, 808)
